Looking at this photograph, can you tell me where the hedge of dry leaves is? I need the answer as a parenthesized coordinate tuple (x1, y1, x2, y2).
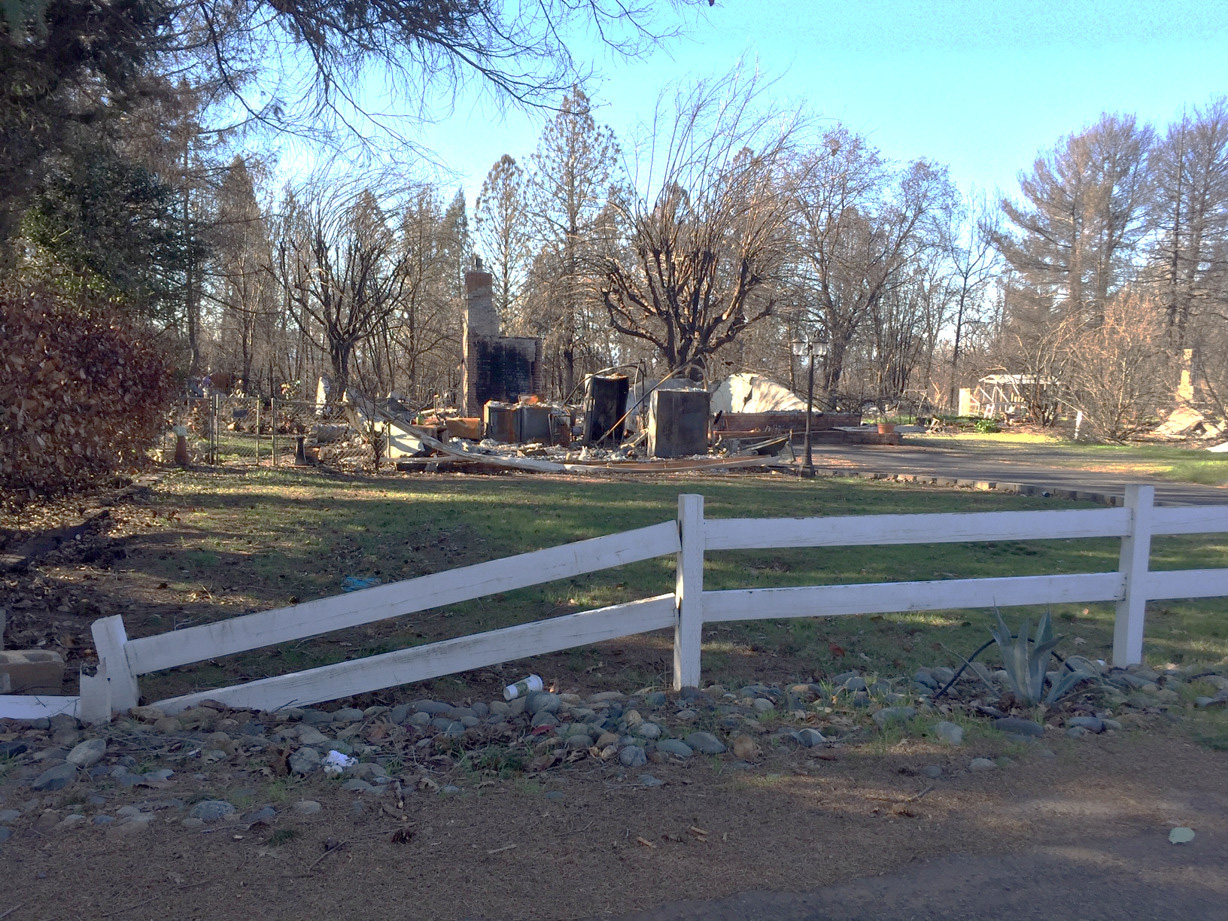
(0, 286, 175, 495)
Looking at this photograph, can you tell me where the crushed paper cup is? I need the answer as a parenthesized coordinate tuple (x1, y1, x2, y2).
(503, 674, 544, 701)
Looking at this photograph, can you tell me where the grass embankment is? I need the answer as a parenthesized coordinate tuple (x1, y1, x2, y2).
(127, 466, 1228, 704)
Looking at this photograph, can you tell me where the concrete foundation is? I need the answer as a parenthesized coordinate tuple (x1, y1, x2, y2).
(0, 649, 65, 695)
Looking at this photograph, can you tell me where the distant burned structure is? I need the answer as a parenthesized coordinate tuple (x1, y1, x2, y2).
(462, 262, 543, 417)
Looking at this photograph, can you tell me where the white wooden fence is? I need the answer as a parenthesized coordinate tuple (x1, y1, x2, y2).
(3, 485, 1227, 722)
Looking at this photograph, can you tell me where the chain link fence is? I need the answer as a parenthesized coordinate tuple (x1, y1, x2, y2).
(165, 396, 380, 469)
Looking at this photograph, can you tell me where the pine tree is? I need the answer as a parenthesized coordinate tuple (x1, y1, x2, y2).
(995, 113, 1153, 324)
(525, 86, 624, 395)
(475, 155, 530, 324)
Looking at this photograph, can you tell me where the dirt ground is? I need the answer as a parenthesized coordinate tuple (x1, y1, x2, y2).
(2, 725, 1226, 921)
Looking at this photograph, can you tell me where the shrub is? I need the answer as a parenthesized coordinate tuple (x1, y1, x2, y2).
(973, 417, 1001, 434)
(0, 285, 175, 495)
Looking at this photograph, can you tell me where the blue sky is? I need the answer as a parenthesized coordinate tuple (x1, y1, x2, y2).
(397, 0, 1228, 209)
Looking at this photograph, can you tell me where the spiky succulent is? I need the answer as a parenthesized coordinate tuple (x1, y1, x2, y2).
(990, 608, 1097, 706)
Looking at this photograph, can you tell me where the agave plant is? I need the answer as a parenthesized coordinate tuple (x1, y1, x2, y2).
(990, 608, 1099, 706)
(991, 608, 1061, 705)
(1046, 655, 1102, 704)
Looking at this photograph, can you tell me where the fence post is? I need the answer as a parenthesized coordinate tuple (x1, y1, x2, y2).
(210, 392, 219, 464)
(91, 615, 139, 715)
(1114, 484, 1155, 666)
(674, 493, 704, 689)
(78, 672, 110, 725)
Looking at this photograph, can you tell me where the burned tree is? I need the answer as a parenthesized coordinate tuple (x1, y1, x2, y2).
(793, 129, 953, 407)
(272, 183, 411, 403)
(601, 69, 803, 382)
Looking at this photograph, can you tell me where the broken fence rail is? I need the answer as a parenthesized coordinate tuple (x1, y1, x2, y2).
(3, 485, 1226, 722)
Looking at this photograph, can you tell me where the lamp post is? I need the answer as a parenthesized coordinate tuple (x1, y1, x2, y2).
(813, 337, 828, 412)
(793, 338, 816, 477)
(793, 336, 829, 478)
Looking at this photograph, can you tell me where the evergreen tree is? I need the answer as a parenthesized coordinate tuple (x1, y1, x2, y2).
(475, 154, 530, 323)
(995, 113, 1153, 324)
(525, 86, 624, 395)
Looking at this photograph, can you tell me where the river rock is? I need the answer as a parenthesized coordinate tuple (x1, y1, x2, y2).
(526, 691, 560, 716)
(618, 745, 647, 767)
(656, 739, 694, 758)
(242, 805, 277, 826)
(29, 762, 77, 792)
(934, 721, 964, 745)
(189, 799, 236, 823)
(65, 738, 106, 768)
(730, 734, 760, 759)
(993, 717, 1044, 737)
(296, 725, 332, 746)
(790, 728, 826, 748)
(530, 712, 559, 729)
(634, 721, 662, 740)
(685, 731, 726, 754)
(872, 706, 916, 726)
(1068, 716, 1105, 733)
(289, 746, 321, 776)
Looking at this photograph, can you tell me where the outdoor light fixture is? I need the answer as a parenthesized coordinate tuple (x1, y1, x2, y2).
(792, 337, 817, 477)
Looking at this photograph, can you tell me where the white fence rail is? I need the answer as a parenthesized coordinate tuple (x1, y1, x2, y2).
(2, 485, 1226, 722)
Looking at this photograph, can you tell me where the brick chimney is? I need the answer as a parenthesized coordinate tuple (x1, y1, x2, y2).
(462, 263, 498, 416)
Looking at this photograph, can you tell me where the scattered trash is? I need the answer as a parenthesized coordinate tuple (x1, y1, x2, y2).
(503, 674, 544, 700)
(1169, 826, 1195, 845)
(341, 576, 381, 592)
(322, 750, 357, 777)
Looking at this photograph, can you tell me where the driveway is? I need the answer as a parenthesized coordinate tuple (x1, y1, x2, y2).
(598, 828, 1228, 921)
(801, 435, 1227, 507)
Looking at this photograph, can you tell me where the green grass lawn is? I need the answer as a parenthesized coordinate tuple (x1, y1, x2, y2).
(130, 465, 1228, 702)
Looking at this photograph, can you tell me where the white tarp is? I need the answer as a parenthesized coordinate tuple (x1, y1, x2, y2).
(710, 372, 808, 415)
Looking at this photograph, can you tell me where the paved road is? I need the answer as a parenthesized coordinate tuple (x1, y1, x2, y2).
(800, 435, 1228, 507)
